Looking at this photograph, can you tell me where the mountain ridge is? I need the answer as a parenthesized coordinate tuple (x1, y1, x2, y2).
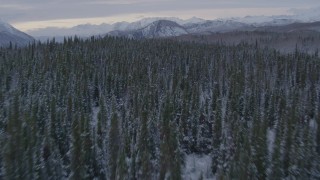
(108, 20, 189, 38)
(26, 7, 320, 39)
(2, 6, 317, 42)
(0, 20, 34, 47)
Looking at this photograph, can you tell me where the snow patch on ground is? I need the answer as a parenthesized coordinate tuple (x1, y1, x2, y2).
(309, 119, 317, 130)
(267, 128, 275, 156)
(183, 154, 214, 180)
(91, 106, 100, 132)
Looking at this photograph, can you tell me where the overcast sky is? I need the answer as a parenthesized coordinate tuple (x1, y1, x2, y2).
(1, 0, 320, 31)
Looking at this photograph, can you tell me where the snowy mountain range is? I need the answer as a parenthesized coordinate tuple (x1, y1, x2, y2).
(2, 6, 320, 45)
(27, 17, 206, 41)
(105, 18, 320, 39)
(25, 6, 320, 41)
(0, 20, 34, 47)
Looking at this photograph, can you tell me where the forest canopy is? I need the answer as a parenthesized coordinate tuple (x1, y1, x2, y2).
(0, 36, 319, 179)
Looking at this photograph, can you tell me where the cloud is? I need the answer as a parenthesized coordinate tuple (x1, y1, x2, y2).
(84, 0, 161, 5)
(0, 4, 33, 10)
(14, 14, 145, 31)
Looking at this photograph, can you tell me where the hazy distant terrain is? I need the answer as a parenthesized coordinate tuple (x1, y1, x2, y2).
(174, 30, 320, 54)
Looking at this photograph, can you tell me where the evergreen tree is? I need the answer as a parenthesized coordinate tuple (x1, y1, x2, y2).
(159, 99, 182, 180)
(109, 110, 120, 180)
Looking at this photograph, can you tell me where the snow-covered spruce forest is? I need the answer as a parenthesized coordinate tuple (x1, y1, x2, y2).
(0, 36, 320, 179)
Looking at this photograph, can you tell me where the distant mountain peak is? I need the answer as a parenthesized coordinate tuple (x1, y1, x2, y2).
(143, 20, 188, 37)
(150, 19, 183, 28)
(0, 20, 15, 33)
(0, 20, 34, 47)
(107, 19, 189, 39)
